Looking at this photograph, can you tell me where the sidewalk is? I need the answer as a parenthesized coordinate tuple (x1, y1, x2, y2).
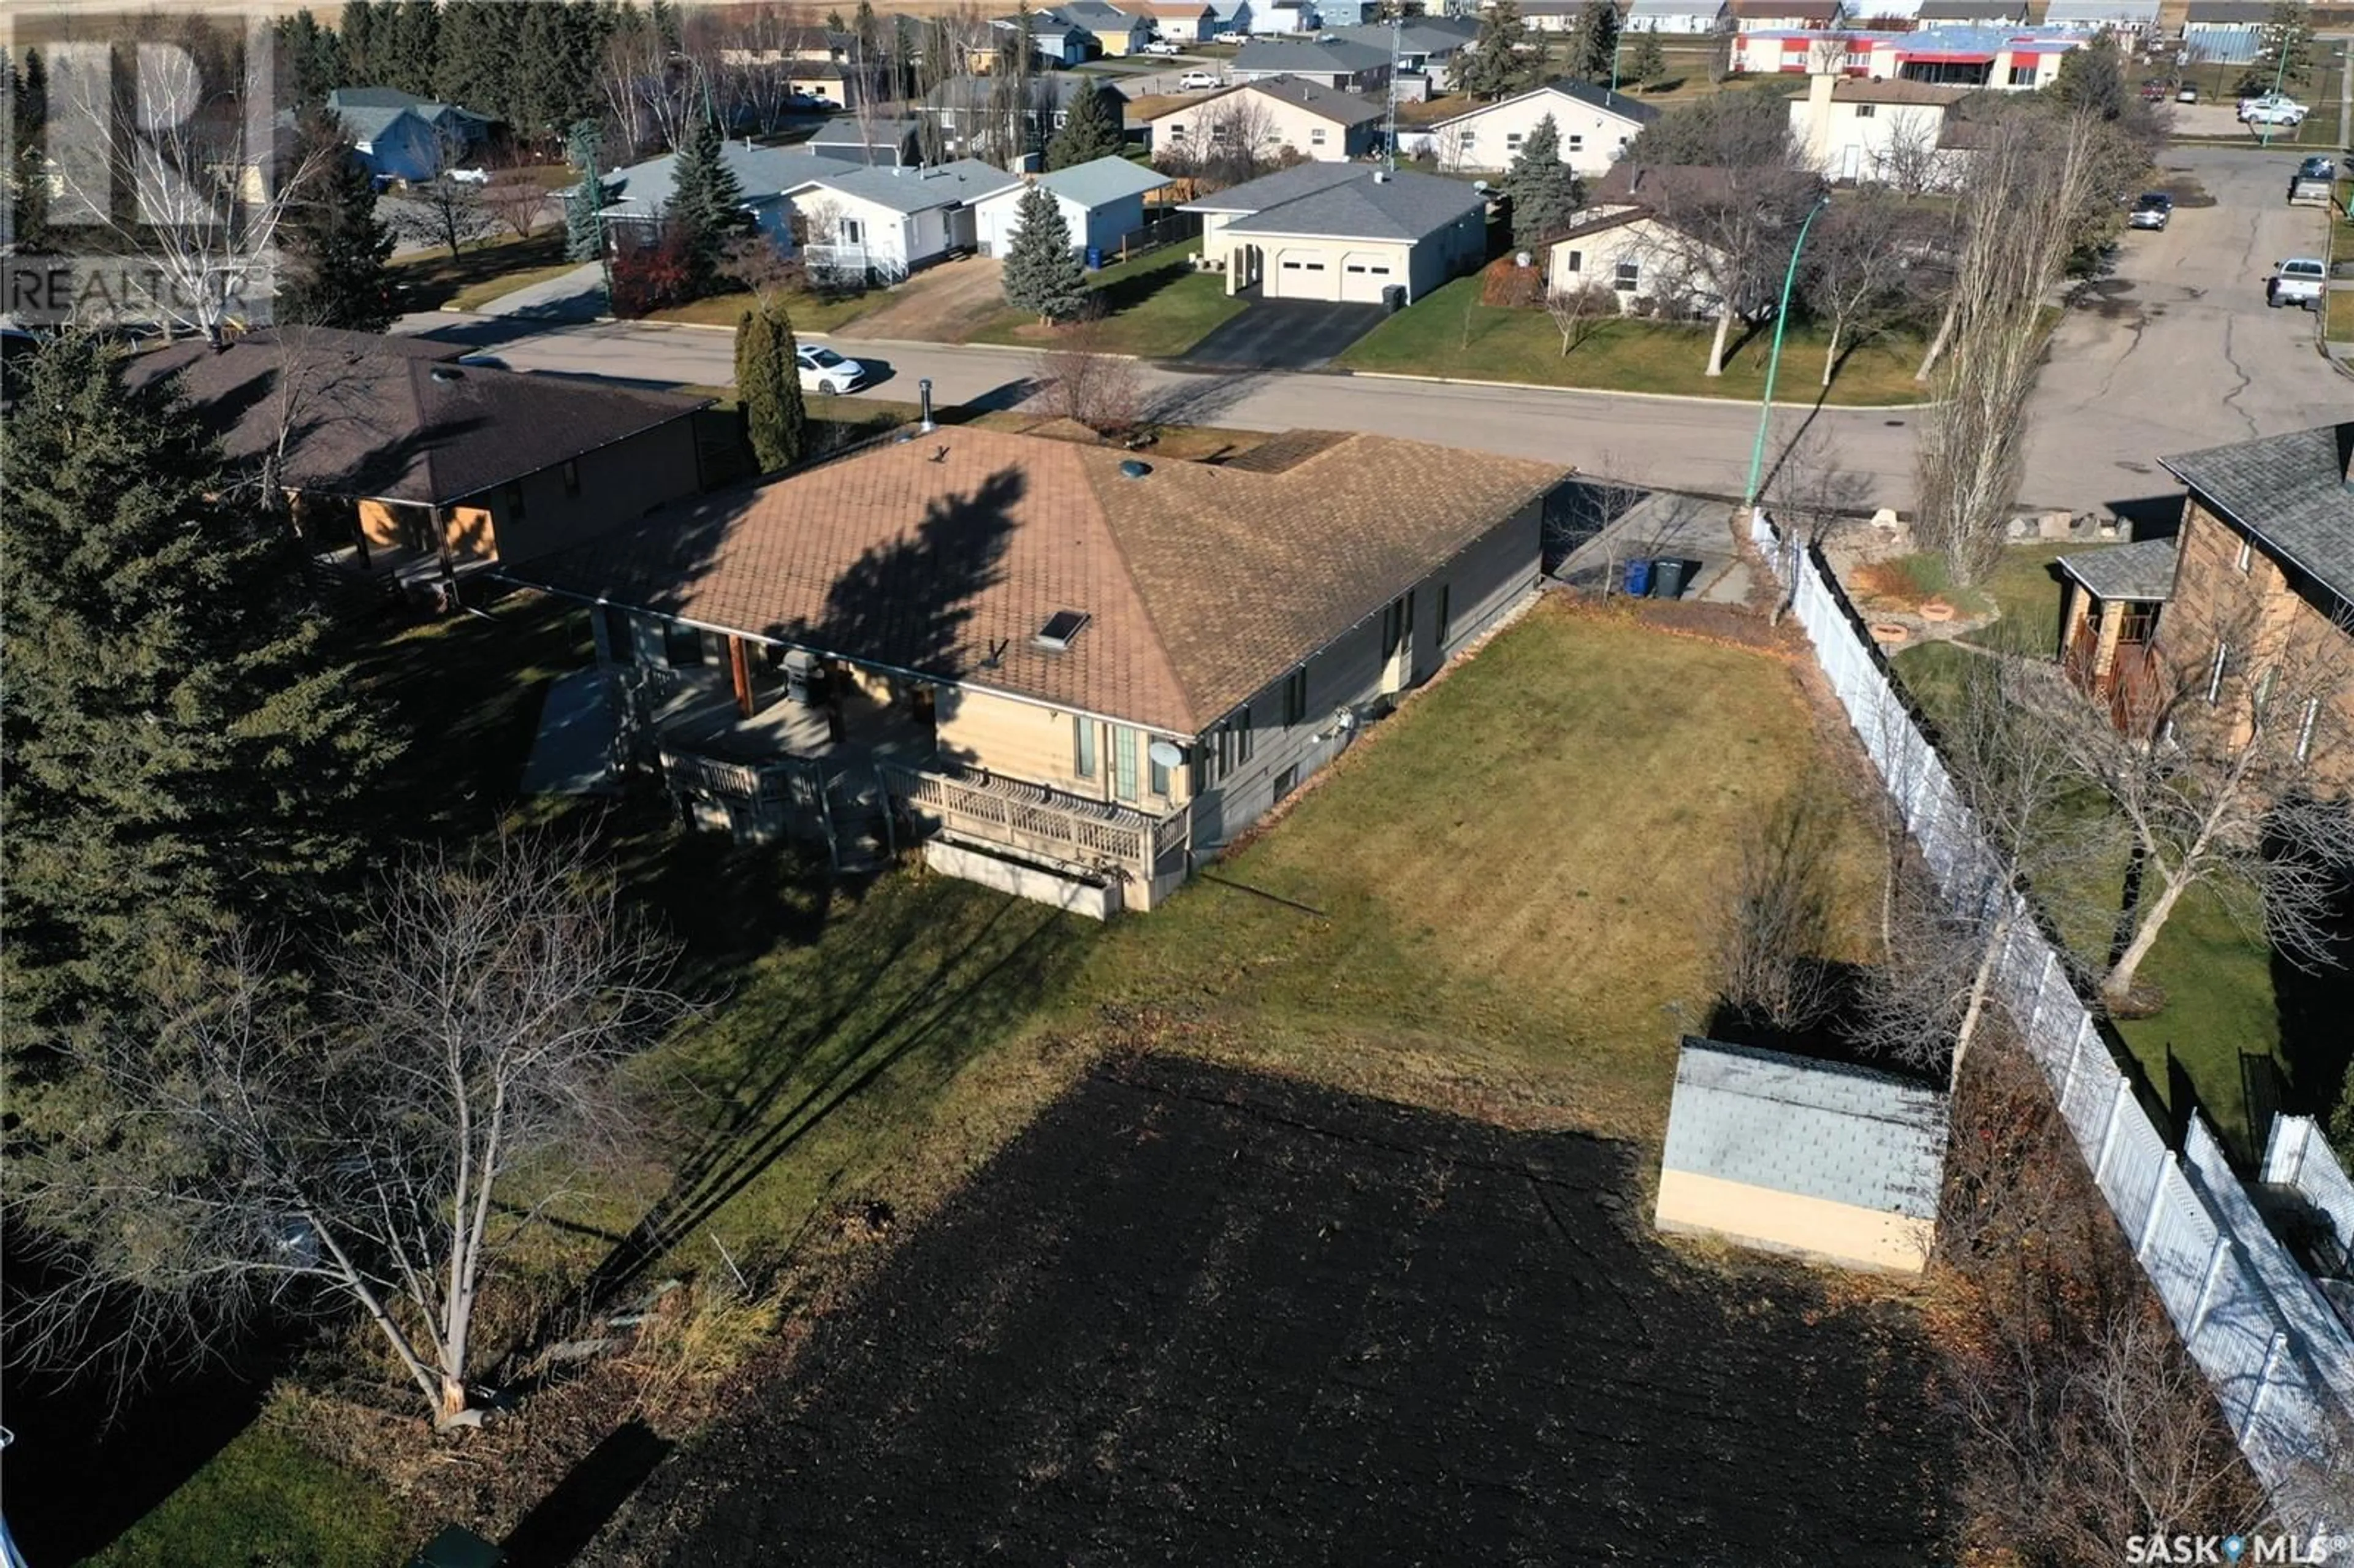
(459, 261, 608, 324)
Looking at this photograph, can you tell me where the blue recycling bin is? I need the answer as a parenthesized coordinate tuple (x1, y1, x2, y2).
(1623, 557, 1653, 597)
(1084, 245, 1104, 270)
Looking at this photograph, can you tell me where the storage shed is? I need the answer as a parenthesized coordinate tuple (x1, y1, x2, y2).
(1655, 1038, 1948, 1275)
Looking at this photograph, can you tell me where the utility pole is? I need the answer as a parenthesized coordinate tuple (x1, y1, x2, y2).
(1385, 14, 1404, 173)
(1742, 194, 1832, 514)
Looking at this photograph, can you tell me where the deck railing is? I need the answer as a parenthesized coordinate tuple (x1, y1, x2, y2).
(878, 763, 1177, 879)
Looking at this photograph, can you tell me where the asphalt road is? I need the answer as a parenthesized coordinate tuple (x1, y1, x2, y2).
(398, 143, 2349, 512)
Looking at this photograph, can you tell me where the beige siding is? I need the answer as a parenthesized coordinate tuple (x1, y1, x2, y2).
(1415, 90, 1648, 176)
(1655, 1168, 1933, 1275)
(1547, 212, 1718, 312)
(1150, 88, 1373, 164)
(937, 686, 1190, 809)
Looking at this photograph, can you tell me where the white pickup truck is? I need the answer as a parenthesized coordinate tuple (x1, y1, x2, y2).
(2267, 257, 2326, 310)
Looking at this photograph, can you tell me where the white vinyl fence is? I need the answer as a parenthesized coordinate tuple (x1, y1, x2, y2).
(1748, 510, 2354, 1529)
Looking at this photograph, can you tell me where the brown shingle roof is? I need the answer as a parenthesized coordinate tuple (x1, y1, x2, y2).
(121, 327, 709, 506)
(1830, 78, 1966, 105)
(505, 427, 1562, 734)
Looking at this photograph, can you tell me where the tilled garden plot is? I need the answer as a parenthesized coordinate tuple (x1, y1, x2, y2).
(589, 1055, 1954, 1564)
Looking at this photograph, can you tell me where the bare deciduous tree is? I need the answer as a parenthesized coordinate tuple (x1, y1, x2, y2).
(1715, 784, 1843, 1036)
(483, 175, 557, 243)
(1037, 316, 1143, 434)
(1800, 186, 1908, 389)
(390, 175, 496, 262)
(11, 839, 686, 1428)
(718, 230, 803, 305)
(1544, 281, 1618, 356)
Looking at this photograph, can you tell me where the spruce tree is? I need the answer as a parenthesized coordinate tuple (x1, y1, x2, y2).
(1000, 183, 1089, 324)
(6, 48, 48, 250)
(276, 104, 395, 330)
(1624, 29, 1666, 88)
(1501, 115, 1581, 245)
(565, 118, 611, 262)
(1, 333, 391, 1059)
(386, 0, 441, 97)
(1565, 0, 1620, 85)
(1457, 0, 1528, 101)
(669, 113, 752, 299)
(341, 0, 379, 83)
(735, 300, 809, 472)
(273, 12, 348, 105)
(1046, 85, 1126, 170)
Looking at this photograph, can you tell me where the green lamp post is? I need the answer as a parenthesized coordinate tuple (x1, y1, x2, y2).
(1742, 192, 1833, 516)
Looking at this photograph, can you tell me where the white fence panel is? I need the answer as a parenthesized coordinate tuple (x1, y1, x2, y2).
(2264, 1115, 2354, 1257)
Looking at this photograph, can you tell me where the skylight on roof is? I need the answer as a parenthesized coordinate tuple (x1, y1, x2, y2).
(1034, 610, 1089, 651)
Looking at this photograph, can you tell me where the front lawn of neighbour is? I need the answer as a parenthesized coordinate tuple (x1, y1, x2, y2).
(1338, 276, 1929, 405)
(966, 241, 1246, 357)
(642, 286, 883, 334)
(2328, 287, 2354, 343)
(390, 230, 577, 313)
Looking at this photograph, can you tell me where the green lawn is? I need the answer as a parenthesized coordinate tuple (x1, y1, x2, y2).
(645, 286, 883, 334)
(77, 1426, 401, 1568)
(2328, 289, 2354, 344)
(967, 242, 1247, 357)
(390, 230, 577, 313)
(1338, 276, 1929, 405)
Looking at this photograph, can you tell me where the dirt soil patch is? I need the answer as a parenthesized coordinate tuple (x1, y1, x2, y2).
(848, 253, 1008, 341)
(587, 1054, 1955, 1566)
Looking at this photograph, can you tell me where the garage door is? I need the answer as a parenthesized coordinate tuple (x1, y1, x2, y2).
(1270, 248, 1332, 301)
(1338, 251, 1396, 304)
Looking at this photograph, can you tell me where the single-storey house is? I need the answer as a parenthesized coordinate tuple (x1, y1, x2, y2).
(971, 155, 1175, 258)
(327, 86, 494, 158)
(1146, 74, 1387, 161)
(785, 158, 1024, 279)
(334, 106, 445, 183)
(121, 327, 709, 573)
(1522, 0, 1593, 32)
(1252, 0, 1320, 34)
(1913, 0, 2028, 21)
(1544, 167, 1736, 314)
(1140, 1, 1222, 41)
(1401, 79, 1661, 175)
(1624, 0, 1735, 34)
(922, 74, 1129, 159)
(1655, 1038, 1947, 1276)
(1730, 0, 1850, 29)
(2040, 0, 2160, 38)
(2180, 0, 2268, 64)
(807, 118, 925, 167)
(499, 426, 1562, 914)
(984, 12, 1099, 66)
(2059, 422, 2354, 790)
(600, 143, 856, 250)
(1788, 73, 1969, 185)
(1329, 16, 1482, 81)
(1034, 0, 1156, 55)
(1230, 34, 1393, 91)
(1207, 0, 1256, 36)
(1187, 161, 1488, 302)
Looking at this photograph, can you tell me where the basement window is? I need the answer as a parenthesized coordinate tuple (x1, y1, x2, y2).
(2236, 536, 2252, 574)
(1035, 609, 1090, 650)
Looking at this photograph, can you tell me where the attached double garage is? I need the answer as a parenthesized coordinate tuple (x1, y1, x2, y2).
(1263, 242, 1411, 302)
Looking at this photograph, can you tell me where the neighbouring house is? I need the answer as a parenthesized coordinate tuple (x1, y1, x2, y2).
(985, 12, 1099, 66)
(1846, 0, 1926, 23)
(332, 106, 446, 184)
(1787, 73, 1970, 185)
(807, 118, 926, 166)
(970, 155, 1176, 257)
(2180, 0, 2269, 65)
(1207, 0, 1257, 36)
(1145, 75, 1387, 161)
(1542, 166, 1735, 314)
(1329, 16, 1482, 82)
(599, 143, 855, 251)
(1731, 0, 1851, 30)
(121, 327, 709, 577)
(2040, 0, 2160, 39)
(2058, 422, 2354, 789)
(1914, 0, 2027, 21)
(1252, 0, 1321, 34)
(1230, 34, 1394, 91)
(1141, 0, 1222, 40)
(326, 86, 493, 165)
(1032, 0, 1156, 55)
(785, 159, 1025, 280)
(718, 26, 852, 66)
(1729, 23, 2081, 84)
(1521, 0, 1594, 31)
(921, 74, 1130, 159)
(1623, 0, 1736, 34)
(498, 425, 1562, 914)
(1400, 79, 1661, 175)
(1655, 1038, 1947, 1276)
(1187, 161, 1488, 300)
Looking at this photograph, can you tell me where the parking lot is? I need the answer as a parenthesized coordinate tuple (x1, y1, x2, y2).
(2019, 143, 2350, 517)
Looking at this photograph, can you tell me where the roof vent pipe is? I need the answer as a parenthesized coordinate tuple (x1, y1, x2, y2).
(918, 378, 937, 433)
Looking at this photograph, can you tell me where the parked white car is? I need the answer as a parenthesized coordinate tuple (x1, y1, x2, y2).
(2238, 94, 2308, 126)
(1142, 38, 1183, 54)
(1177, 69, 1221, 90)
(2266, 256, 2326, 310)
(796, 343, 867, 394)
(446, 167, 491, 185)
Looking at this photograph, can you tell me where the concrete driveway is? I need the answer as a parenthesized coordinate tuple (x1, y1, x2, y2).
(1179, 293, 1386, 370)
(2020, 143, 2349, 521)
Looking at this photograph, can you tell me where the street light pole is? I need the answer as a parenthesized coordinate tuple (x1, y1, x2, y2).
(1742, 192, 1832, 516)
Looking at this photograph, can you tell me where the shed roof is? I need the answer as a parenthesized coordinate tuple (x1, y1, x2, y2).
(2055, 538, 2180, 603)
(2161, 423, 2354, 609)
(500, 426, 1562, 735)
(1661, 1040, 1948, 1220)
(1030, 154, 1176, 207)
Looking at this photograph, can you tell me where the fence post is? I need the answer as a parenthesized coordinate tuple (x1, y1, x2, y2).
(2018, 945, 2057, 1047)
(2238, 1331, 2288, 1444)
(2136, 1163, 2172, 1260)
(2187, 1234, 2233, 1339)
(2092, 1075, 2133, 1186)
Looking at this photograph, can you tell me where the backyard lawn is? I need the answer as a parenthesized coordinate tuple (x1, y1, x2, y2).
(966, 241, 1246, 357)
(1338, 276, 1929, 405)
(78, 1426, 400, 1568)
(390, 231, 579, 313)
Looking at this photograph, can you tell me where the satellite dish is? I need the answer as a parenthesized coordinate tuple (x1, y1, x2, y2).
(1515, 249, 1533, 268)
(1147, 740, 1184, 769)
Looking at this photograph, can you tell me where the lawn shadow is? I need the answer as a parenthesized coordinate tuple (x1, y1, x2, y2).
(503, 1420, 674, 1568)
(1092, 254, 1197, 316)
(2269, 850, 2354, 1137)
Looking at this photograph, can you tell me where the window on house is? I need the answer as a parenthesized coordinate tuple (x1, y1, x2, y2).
(503, 481, 527, 520)
(1854, 103, 1875, 117)
(1311, 127, 1327, 143)
(1566, 133, 1583, 150)
(1282, 667, 1309, 725)
(1273, 764, 1299, 801)
(1171, 121, 1187, 139)
(561, 459, 581, 498)
(1148, 744, 1173, 797)
(1074, 715, 1097, 778)
(1113, 726, 1140, 802)
(2235, 536, 2252, 574)
(1460, 129, 1476, 147)
(1435, 582, 1452, 645)
(840, 216, 864, 244)
(2296, 697, 2321, 764)
(2008, 64, 2037, 86)
(2205, 641, 2229, 704)
(1381, 593, 1412, 660)
(601, 604, 636, 664)
(1562, 248, 1583, 273)
(1506, 132, 1523, 148)
(1232, 704, 1254, 764)
(1613, 258, 1641, 291)
(663, 621, 706, 668)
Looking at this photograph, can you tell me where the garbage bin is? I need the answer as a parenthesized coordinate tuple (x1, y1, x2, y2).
(1653, 557, 1691, 599)
(1085, 245, 1104, 270)
(1381, 284, 1407, 313)
(1622, 557, 1653, 597)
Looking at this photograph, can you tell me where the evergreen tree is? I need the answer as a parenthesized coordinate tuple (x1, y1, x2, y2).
(1564, 0, 1621, 85)
(1000, 183, 1089, 324)
(2051, 30, 2130, 120)
(565, 118, 612, 262)
(433, 0, 516, 124)
(384, 0, 441, 97)
(273, 11, 348, 105)
(734, 300, 809, 473)
(1501, 114, 1581, 245)
(668, 112, 753, 298)
(340, 0, 379, 83)
(1047, 85, 1126, 169)
(1457, 0, 1529, 101)
(1624, 29, 1666, 88)
(276, 104, 395, 330)
(6, 48, 48, 250)
(514, 1, 607, 150)
(1, 333, 391, 1060)
(2242, 0, 2312, 94)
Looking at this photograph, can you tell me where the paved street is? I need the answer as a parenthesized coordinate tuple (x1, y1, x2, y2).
(397, 142, 2349, 512)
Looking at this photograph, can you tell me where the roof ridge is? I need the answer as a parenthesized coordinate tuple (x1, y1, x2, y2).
(1078, 448, 1216, 733)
